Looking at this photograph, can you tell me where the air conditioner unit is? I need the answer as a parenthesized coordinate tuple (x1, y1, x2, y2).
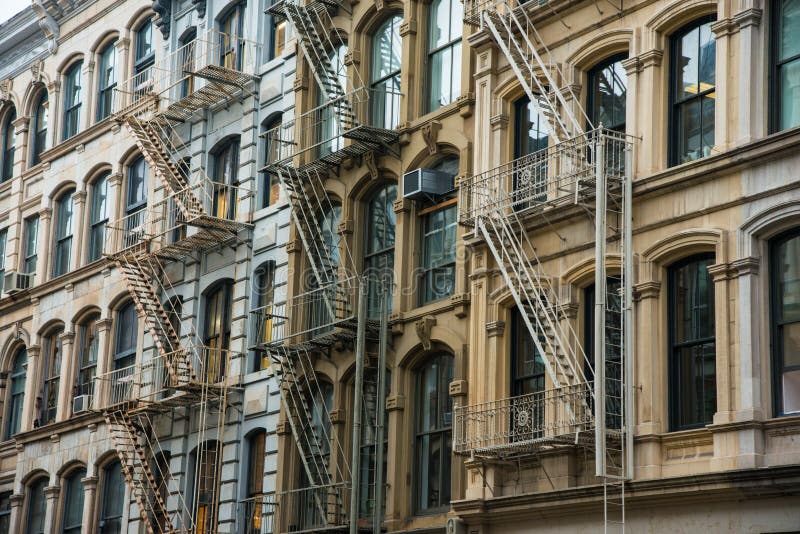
(3, 271, 32, 294)
(73, 394, 92, 414)
(446, 517, 466, 534)
(402, 168, 454, 200)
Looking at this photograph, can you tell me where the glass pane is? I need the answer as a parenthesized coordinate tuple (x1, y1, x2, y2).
(698, 23, 715, 88)
(781, 0, 800, 61)
(136, 21, 153, 61)
(676, 98, 702, 163)
(783, 323, 800, 367)
(373, 17, 401, 81)
(128, 158, 147, 208)
(673, 257, 715, 343)
(677, 342, 717, 427)
(783, 369, 800, 413)
(676, 26, 699, 98)
(780, 59, 800, 131)
(700, 94, 715, 157)
(777, 234, 800, 322)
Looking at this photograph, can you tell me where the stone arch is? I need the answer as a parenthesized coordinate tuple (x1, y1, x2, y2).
(645, 0, 718, 49)
(566, 28, 634, 70)
(640, 227, 727, 283)
(738, 199, 800, 258)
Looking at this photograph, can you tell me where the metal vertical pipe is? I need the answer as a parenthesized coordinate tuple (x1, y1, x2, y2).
(349, 279, 368, 534)
(623, 142, 635, 479)
(594, 131, 607, 478)
(373, 289, 389, 534)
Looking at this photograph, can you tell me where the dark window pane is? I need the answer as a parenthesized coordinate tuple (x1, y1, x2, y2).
(779, 58, 800, 131)
(100, 461, 124, 534)
(780, 0, 800, 60)
(26, 478, 47, 534)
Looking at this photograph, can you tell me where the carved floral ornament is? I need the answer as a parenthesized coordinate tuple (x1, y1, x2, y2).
(415, 315, 437, 350)
(0, 79, 11, 103)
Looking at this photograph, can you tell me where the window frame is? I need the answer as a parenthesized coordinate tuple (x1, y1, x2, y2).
(25, 477, 47, 534)
(0, 228, 6, 294)
(62, 62, 83, 141)
(203, 282, 233, 381)
(252, 262, 276, 372)
(370, 15, 403, 129)
(212, 139, 240, 220)
(99, 460, 125, 534)
(2, 107, 16, 182)
(60, 468, 86, 534)
(88, 173, 110, 263)
(770, 0, 800, 132)
(96, 41, 117, 122)
(426, 0, 463, 113)
(75, 313, 100, 398)
(413, 353, 454, 515)
(419, 200, 457, 306)
(40, 328, 64, 426)
(261, 116, 283, 209)
(52, 191, 75, 278)
(770, 227, 800, 416)
(23, 215, 39, 277)
(31, 92, 48, 165)
(219, 3, 245, 70)
(667, 253, 717, 431)
(668, 15, 717, 167)
(364, 183, 397, 317)
(586, 52, 629, 132)
(4, 347, 27, 439)
(114, 302, 138, 370)
(134, 19, 155, 74)
(0, 491, 10, 533)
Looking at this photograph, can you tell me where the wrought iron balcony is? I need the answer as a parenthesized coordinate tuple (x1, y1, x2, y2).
(239, 494, 278, 534)
(251, 276, 362, 348)
(112, 28, 260, 119)
(458, 128, 628, 226)
(93, 345, 239, 411)
(453, 383, 595, 459)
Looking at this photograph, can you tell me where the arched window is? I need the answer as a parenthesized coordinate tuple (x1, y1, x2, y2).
(773, 0, 800, 131)
(25, 477, 47, 534)
(587, 53, 628, 132)
(268, 1, 286, 60)
(365, 184, 397, 317)
(318, 44, 348, 157)
(204, 282, 232, 382)
(1, 107, 16, 181)
(115, 302, 138, 370)
(135, 19, 155, 74)
(244, 429, 266, 533)
(40, 327, 64, 426)
(212, 139, 239, 220)
(5, 347, 27, 439)
(219, 3, 245, 69)
(179, 28, 197, 98)
(669, 16, 716, 166)
(668, 254, 716, 430)
(31, 92, 48, 165)
(261, 116, 282, 209)
(62, 62, 83, 140)
(23, 215, 39, 278)
(414, 353, 454, 513)
(99, 460, 125, 534)
(53, 190, 75, 278)
(252, 261, 276, 371)
(192, 441, 221, 533)
(310, 204, 342, 331)
(371, 16, 402, 129)
(419, 157, 458, 305)
(61, 468, 86, 534)
(97, 41, 117, 121)
(88, 173, 110, 263)
(76, 313, 100, 399)
(127, 156, 147, 215)
(427, 0, 462, 112)
(771, 228, 800, 415)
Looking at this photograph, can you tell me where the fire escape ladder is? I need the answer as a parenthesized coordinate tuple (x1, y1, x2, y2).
(481, 1, 586, 142)
(107, 411, 187, 534)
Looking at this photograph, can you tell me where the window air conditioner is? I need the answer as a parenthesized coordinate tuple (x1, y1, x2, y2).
(73, 394, 92, 414)
(3, 271, 32, 294)
(402, 168, 454, 200)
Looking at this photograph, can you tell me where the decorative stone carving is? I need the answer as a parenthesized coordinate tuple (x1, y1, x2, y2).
(0, 79, 12, 102)
(449, 379, 467, 398)
(364, 151, 378, 180)
(421, 120, 442, 156)
(32, 1, 60, 54)
(485, 320, 505, 338)
(31, 60, 45, 83)
(193, 0, 207, 17)
(152, 0, 172, 39)
(415, 315, 436, 350)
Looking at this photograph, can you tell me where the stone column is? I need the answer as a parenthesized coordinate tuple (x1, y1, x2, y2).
(42, 485, 60, 534)
(733, 7, 764, 144)
(47, 80, 61, 149)
(107, 172, 123, 256)
(115, 38, 131, 109)
(93, 318, 113, 410)
(635, 50, 664, 174)
(56, 331, 76, 421)
(21, 344, 41, 433)
(7, 494, 24, 534)
(84, 60, 96, 129)
(81, 476, 99, 534)
(37, 207, 52, 285)
(11, 115, 29, 177)
(621, 57, 641, 179)
(710, 18, 737, 153)
(71, 190, 87, 269)
(708, 263, 733, 424)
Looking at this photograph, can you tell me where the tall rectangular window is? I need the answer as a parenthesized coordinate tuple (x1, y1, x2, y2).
(53, 192, 74, 278)
(0, 492, 10, 534)
(771, 229, 800, 415)
(371, 16, 402, 129)
(62, 62, 82, 140)
(669, 254, 716, 430)
(100, 461, 124, 534)
(2, 109, 16, 181)
(76, 315, 100, 397)
(212, 140, 239, 220)
(115, 302, 138, 370)
(511, 309, 546, 441)
(670, 17, 716, 166)
(587, 54, 628, 132)
(97, 43, 117, 121)
(220, 4, 245, 70)
(31, 93, 48, 165)
(253, 262, 275, 372)
(5, 348, 26, 439)
(428, 0, 462, 112)
(774, 0, 800, 131)
(89, 174, 109, 262)
(419, 158, 457, 305)
(61, 469, 86, 534)
(0, 229, 6, 294)
(23, 216, 39, 277)
(40, 330, 63, 425)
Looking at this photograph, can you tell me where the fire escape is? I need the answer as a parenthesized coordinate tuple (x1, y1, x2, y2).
(456, 1, 633, 533)
(249, 0, 399, 532)
(93, 29, 258, 534)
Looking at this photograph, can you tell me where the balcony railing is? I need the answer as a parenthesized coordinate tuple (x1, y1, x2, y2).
(463, 0, 575, 25)
(458, 127, 628, 225)
(277, 483, 348, 534)
(261, 88, 402, 170)
(453, 383, 594, 458)
(251, 277, 358, 347)
(112, 28, 260, 116)
(104, 178, 253, 257)
(93, 345, 238, 410)
(240, 494, 278, 534)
